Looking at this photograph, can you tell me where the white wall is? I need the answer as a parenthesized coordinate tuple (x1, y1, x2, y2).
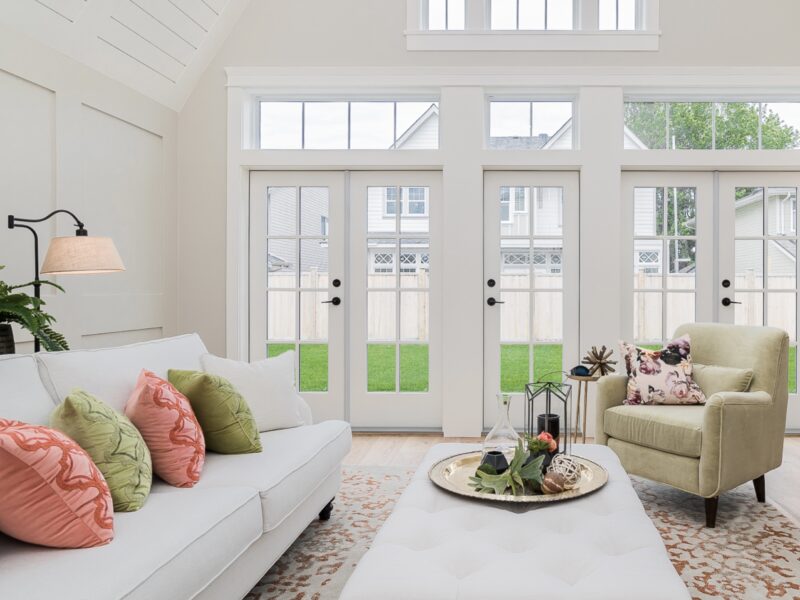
(0, 25, 178, 353)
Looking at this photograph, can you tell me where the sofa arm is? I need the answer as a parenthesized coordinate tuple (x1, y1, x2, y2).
(700, 390, 776, 497)
(594, 375, 628, 445)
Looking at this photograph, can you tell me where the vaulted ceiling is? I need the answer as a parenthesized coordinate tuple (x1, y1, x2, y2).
(1, 0, 251, 110)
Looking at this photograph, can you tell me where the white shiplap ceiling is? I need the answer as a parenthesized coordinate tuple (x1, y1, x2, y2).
(2, 0, 252, 110)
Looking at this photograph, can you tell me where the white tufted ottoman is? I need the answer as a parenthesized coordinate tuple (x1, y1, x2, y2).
(341, 443, 689, 600)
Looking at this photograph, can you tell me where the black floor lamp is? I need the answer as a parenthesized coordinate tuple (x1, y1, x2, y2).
(7, 210, 125, 351)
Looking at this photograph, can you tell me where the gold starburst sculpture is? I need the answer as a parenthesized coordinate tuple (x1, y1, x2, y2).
(581, 345, 617, 376)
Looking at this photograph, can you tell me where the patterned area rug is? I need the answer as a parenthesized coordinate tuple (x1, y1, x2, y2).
(247, 467, 800, 600)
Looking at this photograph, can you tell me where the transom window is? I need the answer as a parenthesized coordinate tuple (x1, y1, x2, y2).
(489, 101, 574, 149)
(260, 101, 439, 150)
(625, 101, 800, 150)
(490, 0, 575, 30)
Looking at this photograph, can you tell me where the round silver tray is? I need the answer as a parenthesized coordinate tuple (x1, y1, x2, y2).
(428, 451, 608, 504)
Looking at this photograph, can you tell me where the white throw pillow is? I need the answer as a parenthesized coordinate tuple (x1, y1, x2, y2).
(200, 352, 312, 431)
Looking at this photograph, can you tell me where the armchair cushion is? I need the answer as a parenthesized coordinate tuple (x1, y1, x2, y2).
(692, 364, 753, 397)
(604, 405, 704, 458)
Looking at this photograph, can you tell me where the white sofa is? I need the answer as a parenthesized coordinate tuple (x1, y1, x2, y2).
(0, 334, 352, 600)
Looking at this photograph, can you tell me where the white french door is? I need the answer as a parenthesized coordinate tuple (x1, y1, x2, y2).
(718, 173, 799, 428)
(349, 171, 442, 428)
(249, 172, 346, 422)
(621, 172, 715, 345)
(250, 170, 442, 428)
(483, 171, 579, 429)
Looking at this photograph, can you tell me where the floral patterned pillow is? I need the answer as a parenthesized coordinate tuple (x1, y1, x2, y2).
(620, 334, 706, 405)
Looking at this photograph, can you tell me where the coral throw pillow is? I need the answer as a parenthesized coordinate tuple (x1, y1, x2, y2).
(621, 334, 706, 405)
(51, 390, 152, 512)
(0, 419, 114, 548)
(125, 370, 205, 488)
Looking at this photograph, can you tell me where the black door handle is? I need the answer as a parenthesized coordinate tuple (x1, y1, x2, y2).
(322, 297, 341, 306)
(487, 297, 504, 306)
(721, 297, 741, 307)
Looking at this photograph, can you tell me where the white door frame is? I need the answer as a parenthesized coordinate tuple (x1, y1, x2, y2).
(621, 171, 715, 342)
(249, 171, 346, 422)
(348, 171, 443, 428)
(483, 171, 580, 430)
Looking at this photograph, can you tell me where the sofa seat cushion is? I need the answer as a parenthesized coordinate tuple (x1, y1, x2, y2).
(0, 355, 57, 425)
(604, 404, 704, 458)
(36, 334, 208, 412)
(0, 485, 262, 600)
(195, 420, 352, 532)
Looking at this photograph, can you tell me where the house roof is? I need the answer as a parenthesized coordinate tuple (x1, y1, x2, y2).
(394, 104, 439, 149)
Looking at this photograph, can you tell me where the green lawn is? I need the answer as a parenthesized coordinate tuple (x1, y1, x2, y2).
(269, 342, 797, 394)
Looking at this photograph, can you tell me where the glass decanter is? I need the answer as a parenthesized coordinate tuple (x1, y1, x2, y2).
(483, 393, 521, 462)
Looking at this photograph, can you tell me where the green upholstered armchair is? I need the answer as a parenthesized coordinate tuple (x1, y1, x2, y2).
(595, 323, 789, 527)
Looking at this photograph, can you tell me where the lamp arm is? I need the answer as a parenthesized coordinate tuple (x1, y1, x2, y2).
(8, 210, 87, 235)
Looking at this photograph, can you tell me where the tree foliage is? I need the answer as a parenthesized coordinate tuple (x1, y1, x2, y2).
(625, 102, 800, 150)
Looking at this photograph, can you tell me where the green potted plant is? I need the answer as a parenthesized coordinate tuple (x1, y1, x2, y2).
(0, 265, 69, 353)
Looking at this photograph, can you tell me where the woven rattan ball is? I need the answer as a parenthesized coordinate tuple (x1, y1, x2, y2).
(547, 454, 581, 489)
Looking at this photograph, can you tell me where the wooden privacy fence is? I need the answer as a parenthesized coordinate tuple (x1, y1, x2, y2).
(267, 271, 796, 342)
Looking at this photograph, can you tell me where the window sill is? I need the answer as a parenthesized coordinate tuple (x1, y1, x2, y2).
(406, 30, 660, 52)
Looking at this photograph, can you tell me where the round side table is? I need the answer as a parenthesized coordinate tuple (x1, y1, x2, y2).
(567, 374, 600, 444)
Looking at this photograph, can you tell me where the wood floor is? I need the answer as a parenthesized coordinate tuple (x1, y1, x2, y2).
(344, 433, 800, 524)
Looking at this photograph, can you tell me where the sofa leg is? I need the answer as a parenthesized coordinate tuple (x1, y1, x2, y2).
(319, 498, 334, 521)
(753, 475, 766, 503)
(704, 496, 719, 528)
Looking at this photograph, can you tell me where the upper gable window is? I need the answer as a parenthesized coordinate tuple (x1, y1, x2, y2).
(599, 0, 637, 30)
(489, 101, 574, 149)
(490, 0, 574, 30)
(259, 100, 439, 150)
(426, 0, 465, 30)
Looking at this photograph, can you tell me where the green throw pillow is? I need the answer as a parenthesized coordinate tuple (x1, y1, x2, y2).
(51, 390, 152, 512)
(168, 370, 262, 455)
(692, 363, 754, 397)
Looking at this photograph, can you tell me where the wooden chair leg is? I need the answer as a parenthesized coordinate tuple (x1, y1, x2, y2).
(704, 496, 719, 528)
(753, 475, 766, 503)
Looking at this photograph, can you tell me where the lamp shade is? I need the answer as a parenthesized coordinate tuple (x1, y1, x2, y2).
(40, 236, 125, 275)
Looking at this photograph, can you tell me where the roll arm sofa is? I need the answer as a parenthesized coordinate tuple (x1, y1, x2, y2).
(595, 322, 789, 527)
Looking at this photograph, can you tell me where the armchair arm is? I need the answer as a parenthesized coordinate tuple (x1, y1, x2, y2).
(594, 375, 628, 445)
(700, 390, 778, 497)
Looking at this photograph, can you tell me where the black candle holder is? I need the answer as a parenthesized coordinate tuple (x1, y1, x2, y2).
(524, 380, 572, 457)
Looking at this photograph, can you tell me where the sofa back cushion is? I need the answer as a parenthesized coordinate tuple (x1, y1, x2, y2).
(36, 334, 207, 412)
(0, 355, 57, 425)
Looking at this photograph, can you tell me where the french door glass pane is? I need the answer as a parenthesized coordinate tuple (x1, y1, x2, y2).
(735, 240, 764, 289)
(399, 239, 430, 288)
(299, 344, 328, 392)
(300, 187, 329, 235)
(304, 102, 348, 149)
(299, 291, 327, 341)
(400, 187, 430, 233)
(532, 187, 563, 235)
(634, 292, 662, 342)
(500, 239, 531, 288)
(667, 239, 696, 289)
(533, 240, 563, 289)
(268, 239, 296, 287)
(267, 187, 297, 235)
(768, 241, 796, 289)
(268, 291, 295, 340)
(300, 239, 328, 288)
(767, 293, 796, 343)
(400, 345, 429, 391)
(633, 187, 663, 235)
(501, 344, 529, 392)
(367, 344, 396, 391)
(500, 292, 530, 343)
(767, 187, 797, 235)
(368, 239, 397, 285)
(368, 291, 396, 341)
(501, 187, 530, 236)
(533, 344, 562, 382)
(666, 293, 695, 337)
(666, 187, 696, 234)
(368, 187, 397, 233)
(735, 188, 764, 236)
(400, 291, 429, 341)
(267, 343, 293, 358)
(734, 292, 764, 327)
(533, 291, 562, 341)
(634, 240, 663, 288)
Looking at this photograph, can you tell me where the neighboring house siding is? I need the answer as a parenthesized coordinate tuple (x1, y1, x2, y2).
(634, 187, 658, 236)
(397, 114, 439, 149)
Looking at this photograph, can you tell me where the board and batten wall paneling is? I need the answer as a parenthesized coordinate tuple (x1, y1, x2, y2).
(0, 28, 178, 354)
